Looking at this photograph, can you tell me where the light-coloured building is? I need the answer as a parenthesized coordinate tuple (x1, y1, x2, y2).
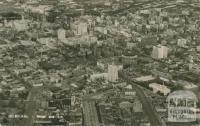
(62, 35, 97, 45)
(90, 73, 108, 81)
(72, 18, 88, 36)
(57, 28, 66, 41)
(135, 75, 156, 82)
(69, 122, 82, 126)
(94, 27, 108, 34)
(12, 19, 29, 31)
(125, 91, 136, 96)
(33, 83, 43, 87)
(177, 38, 187, 48)
(149, 83, 171, 96)
(114, 19, 119, 26)
(152, 45, 168, 59)
(107, 64, 123, 82)
(2, 15, 26, 31)
(197, 46, 200, 52)
(133, 99, 143, 112)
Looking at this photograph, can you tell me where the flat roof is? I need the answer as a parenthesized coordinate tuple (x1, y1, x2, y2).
(149, 83, 170, 93)
(135, 75, 156, 82)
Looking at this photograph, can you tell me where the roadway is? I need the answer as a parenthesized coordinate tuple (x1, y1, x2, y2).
(20, 89, 37, 126)
(4, 68, 37, 126)
(82, 101, 100, 126)
(132, 83, 165, 126)
(83, 73, 165, 126)
(120, 72, 166, 126)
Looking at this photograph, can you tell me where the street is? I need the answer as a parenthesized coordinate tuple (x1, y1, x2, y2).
(20, 88, 37, 126)
(120, 73, 166, 126)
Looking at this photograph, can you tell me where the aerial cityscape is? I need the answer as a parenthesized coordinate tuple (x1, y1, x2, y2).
(0, 0, 200, 126)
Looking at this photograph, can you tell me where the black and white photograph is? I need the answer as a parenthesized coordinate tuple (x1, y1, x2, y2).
(0, 0, 200, 126)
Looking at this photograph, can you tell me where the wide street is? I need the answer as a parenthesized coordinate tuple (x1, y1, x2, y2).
(120, 72, 166, 126)
(20, 88, 37, 126)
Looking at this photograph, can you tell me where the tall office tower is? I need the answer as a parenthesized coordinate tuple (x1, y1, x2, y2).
(108, 64, 123, 82)
(152, 45, 168, 59)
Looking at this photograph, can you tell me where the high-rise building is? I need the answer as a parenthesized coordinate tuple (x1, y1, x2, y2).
(152, 45, 168, 59)
(107, 64, 123, 82)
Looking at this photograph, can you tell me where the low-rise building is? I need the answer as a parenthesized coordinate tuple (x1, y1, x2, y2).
(149, 83, 171, 96)
(177, 38, 187, 48)
(135, 75, 156, 83)
(71, 17, 88, 36)
(90, 73, 108, 81)
(57, 28, 66, 41)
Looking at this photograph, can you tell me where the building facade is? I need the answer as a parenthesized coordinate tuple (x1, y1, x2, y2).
(152, 45, 168, 59)
(107, 64, 123, 82)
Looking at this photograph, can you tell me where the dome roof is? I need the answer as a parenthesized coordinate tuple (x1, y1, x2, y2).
(167, 90, 198, 101)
